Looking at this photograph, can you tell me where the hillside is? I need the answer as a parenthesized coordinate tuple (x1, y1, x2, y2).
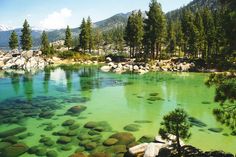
(0, 0, 220, 49)
(0, 12, 130, 49)
(166, 0, 219, 20)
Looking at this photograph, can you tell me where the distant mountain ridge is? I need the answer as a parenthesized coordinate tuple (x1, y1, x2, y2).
(0, 12, 130, 49)
(0, 0, 219, 49)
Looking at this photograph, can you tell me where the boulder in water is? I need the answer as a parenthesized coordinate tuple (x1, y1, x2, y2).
(0, 127, 27, 138)
(66, 105, 87, 115)
(109, 132, 135, 145)
(2, 143, 29, 157)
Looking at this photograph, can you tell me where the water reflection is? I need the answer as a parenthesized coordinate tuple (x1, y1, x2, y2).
(11, 73, 20, 94)
(23, 72, 34, 102)
(43, 67, 51, 93)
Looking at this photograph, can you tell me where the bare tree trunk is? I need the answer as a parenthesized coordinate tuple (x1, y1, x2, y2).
(176, 124, 181, 157)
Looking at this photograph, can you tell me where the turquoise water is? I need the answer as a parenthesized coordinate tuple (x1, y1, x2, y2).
(0, 65, 235, 156)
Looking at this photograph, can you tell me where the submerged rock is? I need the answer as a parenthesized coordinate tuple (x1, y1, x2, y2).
(188, 117, 207, 128)
(61, 145, 72, 151)
(0, 142, 11, 151)
(149, 93, 159, 96)
(84, 142, 97, 150)
(84, 121, 112, 132)
(57, 136, 72, 144)
(35, 147, 47, 156)
(201, 101, 211, 104)
(103, 138, 118, 146)
(123, 124, 140, 132)
(89, 152, 111, 157)
(109, 132, 135, 145)
(208, 128, 223, 133)
(134, 120, 152, 124)
(69, 123, 80, 130)
(62, 119, 75, 126)
(39, 111, 54, 119)
(66, 105, 87, 115)
(110, 145, 127, 154)
(0, 127, 27, 138)
(84, 121, 97, 129)
(1, 143, 29, 157)
(138, 135, 155, 143)
(147, 97, 164, 101)
(2, 136, 19, 144)
(46, 150, 58, 157)
(69, 152, 87, 157)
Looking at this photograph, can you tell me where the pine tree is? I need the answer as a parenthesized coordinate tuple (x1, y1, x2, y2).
(144, 0, 166, 60)
(125, 10, 144, 58)
(87, 17, 93, 53)
(41, 31, 50, 55)
(20, 19, 32, 50)
(135, 10, 144, 57)
(175, 20, 184, 56)
(64, 25, 72, 49)
(159, 108, 191, 157)
(113, 26, 125, 52)
(79, 18, 89, 52)
(9, 31, 18, 50)
(188, 21, 199, 57)
(194, 11, 205, 58)
(202, 8, 216, 61)
(220, 0, 236, 54)
(166, 20, 176, 55)
(125, 12, 135, 58)
(93, 29, 103, 54)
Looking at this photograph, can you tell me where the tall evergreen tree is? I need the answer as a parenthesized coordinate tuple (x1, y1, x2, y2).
(159, 108, 191, 157)
(125, 12, 135, 58)
(220, 0, 236, 54)
(79, 18, 89, 52)
(166, 20, 176, 55)
(175, 20, 184, 56)
(41, 31, 50, 55)
(93, 29, 103, 54)
(135, 10, 144, 57)
(87, 17, 93, 53)
(202, 8, 216, 61)
(9, 31, 18, 50)
(144, 0, 166, 60)
(20, 19, 32, 50)
(125, 10, 144, 58)
(194, 11, 205, 58)
(64, 25, 72, 49)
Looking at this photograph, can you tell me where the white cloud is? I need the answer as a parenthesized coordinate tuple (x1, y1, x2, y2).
(39, 8, 72, 30)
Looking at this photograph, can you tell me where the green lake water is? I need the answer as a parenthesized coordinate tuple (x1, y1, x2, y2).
(0, 65, 235, 156)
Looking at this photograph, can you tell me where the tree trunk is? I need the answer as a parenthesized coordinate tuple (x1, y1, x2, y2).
(176, 124, 181, 157)
(159, 43, 162, 61)
(130, 45, 132, 58)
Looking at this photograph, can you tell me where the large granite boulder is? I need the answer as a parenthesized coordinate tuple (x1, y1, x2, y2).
(1, 143, 29, 157)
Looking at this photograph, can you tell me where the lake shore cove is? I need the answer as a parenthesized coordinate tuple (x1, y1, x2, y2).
(0, 65, 235, 157)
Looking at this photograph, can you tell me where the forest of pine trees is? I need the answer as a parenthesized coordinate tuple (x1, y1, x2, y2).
(9, 0, 235, 67)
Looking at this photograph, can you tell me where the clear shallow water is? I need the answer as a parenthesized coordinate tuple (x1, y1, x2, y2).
(0, 65, 235, 156)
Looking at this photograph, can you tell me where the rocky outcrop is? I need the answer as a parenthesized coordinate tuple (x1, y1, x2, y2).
(0, 50, 48, 71)
(100, 58, 195, 74)
(129, 134, 184, 157)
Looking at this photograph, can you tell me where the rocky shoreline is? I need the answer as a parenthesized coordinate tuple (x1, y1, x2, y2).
(0, 50, 48, 71)
(100, 57, 205, 75)
(0, 50, 100, 72)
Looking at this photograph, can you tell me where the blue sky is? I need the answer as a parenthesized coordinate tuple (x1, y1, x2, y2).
(0, 0, 192, 29)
